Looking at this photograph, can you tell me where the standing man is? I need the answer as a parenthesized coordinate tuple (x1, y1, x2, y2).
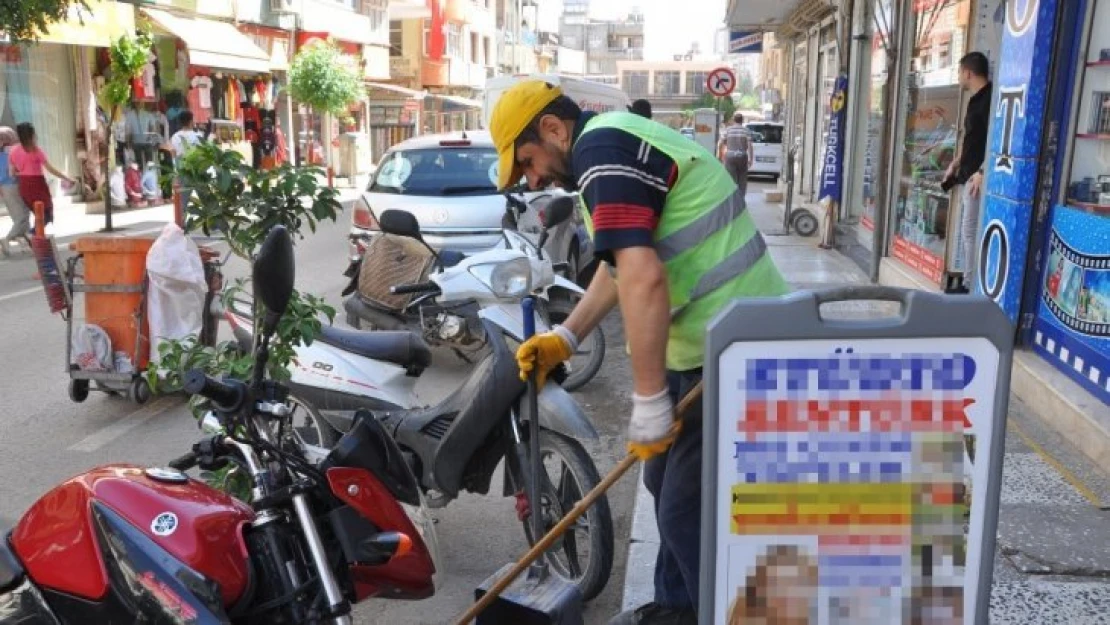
(170, 110, 202, 164)
(629, 98, 653, 119)
(490, 81, 791, 624)
(719, 112, 752, 197)
(942, 52, 992, 293)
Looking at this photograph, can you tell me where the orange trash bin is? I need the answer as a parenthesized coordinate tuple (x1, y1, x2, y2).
(73, 235, 157, 372)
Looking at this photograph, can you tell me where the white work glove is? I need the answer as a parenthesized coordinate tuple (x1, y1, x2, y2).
(628, 388, 681, 461)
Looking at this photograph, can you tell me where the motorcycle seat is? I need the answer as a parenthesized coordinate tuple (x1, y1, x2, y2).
(0, 535, 24, 591)
(317, 326, 432, 370)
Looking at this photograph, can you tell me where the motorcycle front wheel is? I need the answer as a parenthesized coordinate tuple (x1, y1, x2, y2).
(519, 429, 615, 601)
(544, 299, 605, 392)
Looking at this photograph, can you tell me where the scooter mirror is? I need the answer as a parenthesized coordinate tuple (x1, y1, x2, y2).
(543, 196, 576, 229)
(379, 209, 424, 241)
(253, 225, 295, 337)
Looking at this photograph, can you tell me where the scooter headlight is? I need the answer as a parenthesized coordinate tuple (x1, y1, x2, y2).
(469, 258, 532, 298)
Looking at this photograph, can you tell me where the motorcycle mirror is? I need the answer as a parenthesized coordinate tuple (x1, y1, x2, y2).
(543, 196, 576, 229)
(253, 225, 295, 337)
(379, 210, 424, 241)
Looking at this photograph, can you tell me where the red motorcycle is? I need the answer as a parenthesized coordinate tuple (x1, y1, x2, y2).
(0, 225, 439, 624)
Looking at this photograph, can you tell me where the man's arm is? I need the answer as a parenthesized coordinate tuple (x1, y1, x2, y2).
(561, 263, 619, 341)
(612, 247, 669, 395)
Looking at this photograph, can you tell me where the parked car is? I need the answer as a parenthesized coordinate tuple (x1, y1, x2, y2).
(349, 131, 595, 283)
(744, 121, 784, 182)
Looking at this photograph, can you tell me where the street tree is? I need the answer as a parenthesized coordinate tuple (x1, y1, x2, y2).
(99, 31, 153, 231)
(288, 40, 363, 162)
(0, 0, 85, 42)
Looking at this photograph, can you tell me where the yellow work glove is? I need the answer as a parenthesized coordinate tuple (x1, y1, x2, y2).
(627, 388, 681, 461)
(516, 325, 577, 387)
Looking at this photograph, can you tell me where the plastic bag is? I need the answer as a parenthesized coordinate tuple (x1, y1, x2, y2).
(71, 323, 113, 371)
(146, 223, 207, 361)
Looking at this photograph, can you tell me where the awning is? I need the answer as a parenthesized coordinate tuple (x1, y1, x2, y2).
(38, 0, 135, 47)
(725, 0, 830, 32)
(429, 93, 483, 109)
(142, 8, 271, 74)
(366, 82, 426, 99)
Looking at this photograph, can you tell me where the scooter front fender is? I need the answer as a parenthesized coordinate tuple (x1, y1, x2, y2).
(478, 302, 551, 343)
(541, 275, 585, 301)
(537, 383, 599, 441)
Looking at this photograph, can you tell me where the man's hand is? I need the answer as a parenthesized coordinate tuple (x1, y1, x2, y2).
(516, 325, 577, 387)
(627, 388, 681, 461)
(968, 171, 983, 199)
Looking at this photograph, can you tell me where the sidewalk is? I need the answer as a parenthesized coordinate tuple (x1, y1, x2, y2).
(619, 189, 1110, 623)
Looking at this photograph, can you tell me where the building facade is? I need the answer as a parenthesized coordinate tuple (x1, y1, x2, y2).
(559, 2, 644, 84)
(617, 60, 721, 127)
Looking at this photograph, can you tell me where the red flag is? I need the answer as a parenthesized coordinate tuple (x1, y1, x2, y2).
(427, 0, 445, 61)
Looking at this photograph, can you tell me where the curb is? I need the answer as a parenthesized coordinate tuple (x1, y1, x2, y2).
(621, 465, 658, 612)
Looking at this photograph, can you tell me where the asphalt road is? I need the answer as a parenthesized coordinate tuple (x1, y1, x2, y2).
(0, 210, 635, 624)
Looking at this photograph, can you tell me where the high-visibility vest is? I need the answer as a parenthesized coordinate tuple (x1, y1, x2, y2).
(576, 112, 791, 371)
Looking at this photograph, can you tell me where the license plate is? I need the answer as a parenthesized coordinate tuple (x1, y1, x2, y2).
(756, 156, 775, 163)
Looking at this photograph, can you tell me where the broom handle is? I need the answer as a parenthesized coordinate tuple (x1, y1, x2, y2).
(33, 202, 44, 238)
(454, 380, 705, 625)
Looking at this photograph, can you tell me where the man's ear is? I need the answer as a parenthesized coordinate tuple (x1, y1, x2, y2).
(538, 114, 570, 145)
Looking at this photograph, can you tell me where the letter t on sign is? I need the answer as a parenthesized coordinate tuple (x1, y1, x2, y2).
(995, 87, 1026, 175)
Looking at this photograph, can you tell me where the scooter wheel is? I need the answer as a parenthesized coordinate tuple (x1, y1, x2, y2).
(69, 379, 90, 403)
(791, 209, 819, 237)
(129, 378, 151, 405)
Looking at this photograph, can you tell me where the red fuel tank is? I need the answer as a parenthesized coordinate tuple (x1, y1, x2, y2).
(11, 464, 255, 607)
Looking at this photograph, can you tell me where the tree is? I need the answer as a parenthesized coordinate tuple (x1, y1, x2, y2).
(288, 40, 362, 166)
(0, 0, 86, 42)
(737, 70, 756, 99)
(686, 92, 736, 122)
(99, 31, 153, 231)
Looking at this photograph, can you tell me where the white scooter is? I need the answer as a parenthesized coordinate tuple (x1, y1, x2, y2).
(220, 197, 615, 600)
(341, 191, 605, 391)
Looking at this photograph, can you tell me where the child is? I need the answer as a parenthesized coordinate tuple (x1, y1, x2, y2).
(124, 161, 144, 207)
(10, 122, 75, 229)
(0, 127, 29, 256)
(142, 161, 162, 203)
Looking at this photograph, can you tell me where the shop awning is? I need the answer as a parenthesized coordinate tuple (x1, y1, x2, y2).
(367, 82, 427, 99)
(141, 8, 271, 74)
(724, 0, 830, 32)
(429, 94, 483, 110)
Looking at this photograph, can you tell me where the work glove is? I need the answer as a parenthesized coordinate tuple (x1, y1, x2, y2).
(627, 388, 682, 461)
(516, 325, 577, 388)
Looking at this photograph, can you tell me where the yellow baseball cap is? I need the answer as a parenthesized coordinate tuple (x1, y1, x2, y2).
(489, 80, 563, 190)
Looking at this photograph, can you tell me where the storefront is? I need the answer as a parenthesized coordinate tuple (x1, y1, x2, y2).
(0, 0, 136, 208)
(366, 82, 423, 163)
(139, 8, 282, 170)
(422, 93, 482, 134)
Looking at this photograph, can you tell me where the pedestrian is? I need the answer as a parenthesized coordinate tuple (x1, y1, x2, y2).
(719, 112, 752, 197)
(490, 81, 791, 625)
(942, 52, 992, 293)
(10, 122, 75, 230)
(170, 110, 203, 164)
(629, 98, 653, 119)
(0, 127, 30, 256)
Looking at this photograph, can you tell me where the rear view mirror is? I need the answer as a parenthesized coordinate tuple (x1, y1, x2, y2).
(253, 225, 295, 336)
(379, 209, 424, 241)
(543, 196, 576, 229)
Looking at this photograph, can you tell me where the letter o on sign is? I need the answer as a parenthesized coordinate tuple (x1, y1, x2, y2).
(979, 220, 1009, 300)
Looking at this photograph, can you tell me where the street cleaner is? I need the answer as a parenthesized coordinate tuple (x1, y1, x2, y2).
(489, 80, 791, 624)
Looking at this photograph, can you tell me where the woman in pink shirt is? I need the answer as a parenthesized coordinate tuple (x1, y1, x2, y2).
(9, 122, 74, 226)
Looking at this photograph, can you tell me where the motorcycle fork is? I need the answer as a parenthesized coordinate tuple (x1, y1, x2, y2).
(507, 406, 533, 522)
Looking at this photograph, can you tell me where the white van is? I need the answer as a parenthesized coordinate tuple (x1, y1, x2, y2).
(744, 121, 785, 182)
(483, 74, 632, 129)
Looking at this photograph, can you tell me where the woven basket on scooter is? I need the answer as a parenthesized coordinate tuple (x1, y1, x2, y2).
(357, 233, 436, 312)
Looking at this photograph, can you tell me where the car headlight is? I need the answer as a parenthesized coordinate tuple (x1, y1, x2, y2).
(469, 258, 532, 298)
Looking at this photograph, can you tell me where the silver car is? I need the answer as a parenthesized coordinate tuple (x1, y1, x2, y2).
(348, 131, 594, 282)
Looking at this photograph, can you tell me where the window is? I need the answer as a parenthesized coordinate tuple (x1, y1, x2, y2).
(655, 71, 680, 96)
(745, 124, 783, 144)
(370, 147, 500, 196)
(588, 60, 603, 74)
(562, 33, 580, 49)
(624, 70, 648, 96)
(484, 37, 492, 66)
(685, 71, 707, 96)
(448, 23, 461, 58)
(471, 32, 480, 63)
(390, 20, 403, 57)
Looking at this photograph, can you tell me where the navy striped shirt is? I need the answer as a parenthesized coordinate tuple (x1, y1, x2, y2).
(570, 112, 677, 266)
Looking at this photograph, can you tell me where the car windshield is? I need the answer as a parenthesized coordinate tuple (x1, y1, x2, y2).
(746, 125, 783, 144)
(369, 146, 500, 196)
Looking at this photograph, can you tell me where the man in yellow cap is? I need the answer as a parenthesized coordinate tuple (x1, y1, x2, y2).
(491, 80, 790, 624)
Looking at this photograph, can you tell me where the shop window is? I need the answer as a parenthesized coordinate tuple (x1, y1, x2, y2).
(890, 0, 971, 285)
(1063, 2, 1110, 212)
(624, 70, 648, 96)
(860, 0, 897, 232)
(686, 71, 707, 96)
(655, 71, 680, 96)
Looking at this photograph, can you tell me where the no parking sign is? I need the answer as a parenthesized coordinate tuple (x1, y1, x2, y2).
(701, 287, 1013, 625)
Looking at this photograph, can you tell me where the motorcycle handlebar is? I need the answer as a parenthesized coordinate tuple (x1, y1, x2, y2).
(183, 369, 244, 411)
(391, 281, 440, 295)
(168, 450, 198, 471)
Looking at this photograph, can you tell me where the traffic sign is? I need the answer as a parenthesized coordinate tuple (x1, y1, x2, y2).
(706, 67, 736, 97)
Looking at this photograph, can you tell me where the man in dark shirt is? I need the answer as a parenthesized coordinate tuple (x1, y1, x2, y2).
(944, 52, 992, 291)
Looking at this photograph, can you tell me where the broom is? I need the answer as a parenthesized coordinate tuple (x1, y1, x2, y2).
(456, 381, 705, 625)
(30, 201, 68, 314)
